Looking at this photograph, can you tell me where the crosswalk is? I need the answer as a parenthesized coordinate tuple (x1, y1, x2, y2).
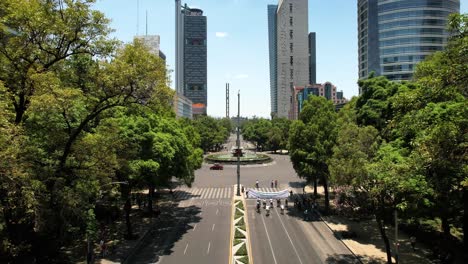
(172, 187, 284, 200)
(173, 187, 233, 200)
(247, 187, 282, 193)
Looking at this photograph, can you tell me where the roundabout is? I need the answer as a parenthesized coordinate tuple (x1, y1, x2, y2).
(205, 152, 272, 165)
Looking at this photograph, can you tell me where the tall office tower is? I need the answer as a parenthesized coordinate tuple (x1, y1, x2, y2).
(268, 5, 278, 116)
(175, 2, 207, 115)
(358, 0, 460, 85)
(270, 0, 309, 119)
(308, 32, 316, 85)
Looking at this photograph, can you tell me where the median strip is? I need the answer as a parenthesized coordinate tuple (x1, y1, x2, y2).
(230, 185, 252, 264)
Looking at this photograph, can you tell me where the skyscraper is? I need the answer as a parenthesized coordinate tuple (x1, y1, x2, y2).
(308, 32, 316, 85)
(358, 0, 460, 83)
(268, 4, 278, 116)
(269, 0, 309, 119)
(175, 1, 207, 115)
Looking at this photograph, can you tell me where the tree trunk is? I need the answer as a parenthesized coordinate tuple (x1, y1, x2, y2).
(376, 213, 393, 264)
(313, 177, 318, 199)
(148, 185, 154, 215)
(441, 215, 451, 239)
(463, 189, 468, 260)
(323, 178, 329, 212)
(124, 198, 133, 238)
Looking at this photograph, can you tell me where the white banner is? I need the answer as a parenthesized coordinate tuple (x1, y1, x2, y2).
(246, 189, 290, 199)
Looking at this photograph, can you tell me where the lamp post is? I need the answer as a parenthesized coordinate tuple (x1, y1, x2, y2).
(236, 90, 241, 196)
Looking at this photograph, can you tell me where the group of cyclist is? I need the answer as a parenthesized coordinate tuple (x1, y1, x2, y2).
(256, 198, 287, 216)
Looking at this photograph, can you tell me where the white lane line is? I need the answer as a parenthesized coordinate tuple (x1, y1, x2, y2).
(261, 213, 278, 264)
(216, 208, 219, 215)
(207, 241, 211, 255)
(193, 224, 197, 231)
(184, 243, 189, 255)
(275, 208, 304, 264)
(212, 224, 215, 231)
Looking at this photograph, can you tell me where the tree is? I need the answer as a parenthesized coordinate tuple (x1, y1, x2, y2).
(242, 118, 272, 151)
(391, 13, 468, 253)
(193, 116, 228, 152)
(0, 0, 117, 124)
(0, 37, 173, 260)
(289, 96, 337, 211)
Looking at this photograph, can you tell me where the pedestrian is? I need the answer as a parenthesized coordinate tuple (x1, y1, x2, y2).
(271, 180, 274, 188)
(246, 190, 249, 198)
(99, 239, 106, 257)
(410, 236, 416, 251)
(290, 190, 293, 197)
(255, 180, 259, 188)
(274, 180, 278, 188)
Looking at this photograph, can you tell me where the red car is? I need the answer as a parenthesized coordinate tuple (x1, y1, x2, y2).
(210, 163, 223, 170)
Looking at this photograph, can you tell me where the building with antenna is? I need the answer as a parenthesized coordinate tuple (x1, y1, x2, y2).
(175, 1, 207, 116)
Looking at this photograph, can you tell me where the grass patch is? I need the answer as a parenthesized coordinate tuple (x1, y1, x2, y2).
(236, 217, 245, 226)
(235, 208, 244, 219)
(234, 239, 243, 246)
(236, 201, 245, 210)
(235, 229, 246, 239)
(236, 243, 248, 256)
(237, 256, 249, 264)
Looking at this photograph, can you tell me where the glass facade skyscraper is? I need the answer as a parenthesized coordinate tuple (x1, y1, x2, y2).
(358, 0, 460, 83)
(268, 5, 278, 115)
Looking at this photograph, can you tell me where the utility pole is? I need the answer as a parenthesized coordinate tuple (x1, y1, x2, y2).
(236, 90, 241, 196)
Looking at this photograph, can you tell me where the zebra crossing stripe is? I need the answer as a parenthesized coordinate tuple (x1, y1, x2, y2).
(208, 188, 215, 199)
(215, 188, 221, 199)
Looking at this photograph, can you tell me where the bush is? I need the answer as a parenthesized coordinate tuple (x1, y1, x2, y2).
(235, 208, 244, 219)
(236, 217, 245, 226)
(234, 239, 243, 246)
(236, 243, 248, 256)
(238, 224, 246, 232)
(238, 256, 249, 264)
(235, 229, 245, 239)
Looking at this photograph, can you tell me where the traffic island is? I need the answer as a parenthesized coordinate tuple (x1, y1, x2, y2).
(230, 185, 252, 264)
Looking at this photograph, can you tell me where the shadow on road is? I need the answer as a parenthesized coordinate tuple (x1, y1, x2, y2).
(288, 181, 306, 189)
(325, 253, 367, 264)
(126, 203, 202, 263)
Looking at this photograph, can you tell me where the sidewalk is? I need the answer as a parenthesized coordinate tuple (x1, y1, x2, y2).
(304, 186, 433, 264)
(95, 196, 175, 264)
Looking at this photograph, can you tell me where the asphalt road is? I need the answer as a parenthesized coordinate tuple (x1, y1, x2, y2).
(246, 199, 359, 264)
(129, 192, 232, 264)
(130, 135, 357, 264)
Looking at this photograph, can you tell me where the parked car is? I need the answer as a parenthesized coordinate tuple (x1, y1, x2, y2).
(210, 163, 223, 170)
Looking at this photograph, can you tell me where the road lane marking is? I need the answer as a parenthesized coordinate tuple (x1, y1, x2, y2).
(275, 207, 304, 264)
(193, 224, 197, 231)
(212, 224, 215, 231)
(184, 243, 189, 255)
(261, 213, 278, 264)
(207, 241, 211, 255)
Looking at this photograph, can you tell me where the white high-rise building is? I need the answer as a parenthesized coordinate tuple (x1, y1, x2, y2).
(274, 0, 309, 119)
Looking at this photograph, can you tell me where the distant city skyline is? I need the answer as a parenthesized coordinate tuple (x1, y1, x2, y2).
(94, 0, 468, 118)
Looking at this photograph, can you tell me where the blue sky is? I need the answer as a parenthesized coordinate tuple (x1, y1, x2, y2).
(94, 0, 467, 118)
